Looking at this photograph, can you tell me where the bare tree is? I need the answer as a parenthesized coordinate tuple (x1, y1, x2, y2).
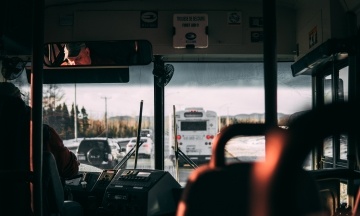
(43, 84, 64, 111)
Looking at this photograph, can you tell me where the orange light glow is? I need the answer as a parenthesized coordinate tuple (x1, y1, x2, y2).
(176, 201, 187, 216)
(353, 189, 360, 215)
(250, 128, 288, 216)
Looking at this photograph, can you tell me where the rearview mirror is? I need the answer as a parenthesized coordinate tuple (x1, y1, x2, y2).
(44, 40, 153, 67)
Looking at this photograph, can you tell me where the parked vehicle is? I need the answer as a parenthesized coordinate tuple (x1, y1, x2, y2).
(76, 138, 123, 169)
(126, 137, 153, 158)
(140, 129, 153, 138)
(116, 139, 131, 153)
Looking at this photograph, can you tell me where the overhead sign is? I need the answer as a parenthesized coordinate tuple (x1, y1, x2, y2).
(228, 12, 242, 25)
(173, 14, 208, 48)
(141, 11, 158, 28)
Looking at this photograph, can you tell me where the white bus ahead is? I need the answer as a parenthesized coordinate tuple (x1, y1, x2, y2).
(169, 107, 218, 166)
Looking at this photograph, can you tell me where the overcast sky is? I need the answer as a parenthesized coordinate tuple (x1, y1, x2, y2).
(53, 62, 314, 119)
(59, 84, 311, 119)
(13, 62, 314, 119)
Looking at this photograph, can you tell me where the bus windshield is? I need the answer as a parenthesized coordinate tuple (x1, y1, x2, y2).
(13, 61, 311, 185)
(3, 0, 359, 215)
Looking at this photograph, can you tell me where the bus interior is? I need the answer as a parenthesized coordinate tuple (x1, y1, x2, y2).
(1, 0, 360, 215)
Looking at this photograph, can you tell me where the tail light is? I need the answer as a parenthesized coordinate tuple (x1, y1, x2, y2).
(107, 153, 113, 161)
(177, 135, 181, 140)
(206, 135, 214, 139)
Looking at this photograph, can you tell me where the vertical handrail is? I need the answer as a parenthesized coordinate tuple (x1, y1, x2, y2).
(263, 0, 277, 161)
(31, 0, 45, 215)
(153, 55, 165, 170)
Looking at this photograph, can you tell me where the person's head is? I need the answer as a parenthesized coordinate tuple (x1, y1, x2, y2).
(0, 82, 22, 98)
(64, 42, 92, 65)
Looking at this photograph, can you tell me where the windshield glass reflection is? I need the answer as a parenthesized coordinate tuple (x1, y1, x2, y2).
(14, 62, 311, 186)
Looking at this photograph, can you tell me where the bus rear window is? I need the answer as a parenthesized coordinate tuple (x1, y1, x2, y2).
(184, 112, 203, 117)
(180, 121, 207, 131)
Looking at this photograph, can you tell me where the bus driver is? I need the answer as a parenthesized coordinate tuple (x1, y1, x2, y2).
(0, 82, 80, 179)
(63, 42, 124, 66)
(64, 42, 92, 65)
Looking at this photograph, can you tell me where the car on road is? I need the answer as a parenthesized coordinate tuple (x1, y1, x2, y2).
(140, 129, 153, 138)
(126, 137, 153, 158)
(116, 139, 131, 153)
(76, 138, 124, 169)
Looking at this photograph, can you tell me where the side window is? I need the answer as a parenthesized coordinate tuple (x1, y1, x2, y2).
(321, 65, 349, 166)
(339, 67, 348, 161)
(324, 75, 333, 105)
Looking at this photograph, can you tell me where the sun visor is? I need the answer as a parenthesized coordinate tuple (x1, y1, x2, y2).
(26, 67, 129, 84)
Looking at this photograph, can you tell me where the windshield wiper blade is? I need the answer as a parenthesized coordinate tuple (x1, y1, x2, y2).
(114, 141, 144, 170)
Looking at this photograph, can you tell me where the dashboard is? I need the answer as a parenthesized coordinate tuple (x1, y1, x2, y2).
(65, 169, 182, 216)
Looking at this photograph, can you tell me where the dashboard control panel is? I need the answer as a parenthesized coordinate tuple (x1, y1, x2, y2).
(101, 169, 181, 216)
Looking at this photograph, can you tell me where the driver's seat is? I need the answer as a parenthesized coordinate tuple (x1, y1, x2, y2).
(43, 151, 84, 216)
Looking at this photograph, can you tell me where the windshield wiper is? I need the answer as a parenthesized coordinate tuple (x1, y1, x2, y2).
(114, 141, 144, 170)
(114, 100, 144, 170)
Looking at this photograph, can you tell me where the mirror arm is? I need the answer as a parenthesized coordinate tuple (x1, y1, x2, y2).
(52, 43, 65, 67)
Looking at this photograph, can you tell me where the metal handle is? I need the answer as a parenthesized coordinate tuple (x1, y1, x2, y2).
(210, 123, 267, 168)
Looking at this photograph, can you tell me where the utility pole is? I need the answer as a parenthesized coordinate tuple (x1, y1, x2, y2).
(101, 96, 110, 138)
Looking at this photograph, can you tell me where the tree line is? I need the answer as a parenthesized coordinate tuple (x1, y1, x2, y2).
(24, 84, 145, 140)
(43, 103, 144, 140)
(14, 82, 289, 141)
